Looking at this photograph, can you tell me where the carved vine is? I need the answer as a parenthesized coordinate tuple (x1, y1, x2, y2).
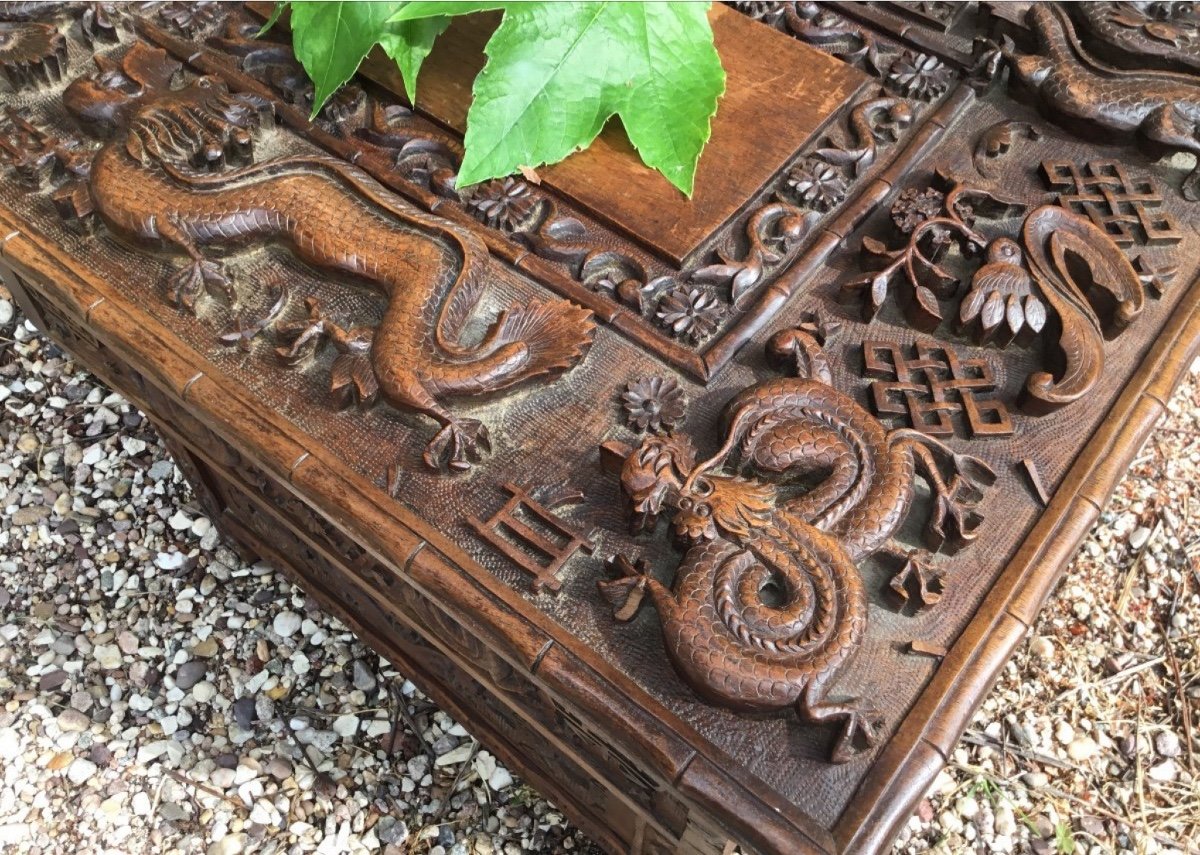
(844, 172, 1153, 412)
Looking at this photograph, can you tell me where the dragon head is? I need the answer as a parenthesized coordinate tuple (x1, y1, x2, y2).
(64, 43, 183, 136)
(64, 42, 271, 170)
(620, 433, 775, 546)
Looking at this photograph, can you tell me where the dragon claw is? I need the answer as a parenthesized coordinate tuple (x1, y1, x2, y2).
(889, 550, 943, 606)
(830, 702, 884, 764)
(169, 258, 235, 313)
(422, 418, 490, 472)
(798, 689, 883, 764)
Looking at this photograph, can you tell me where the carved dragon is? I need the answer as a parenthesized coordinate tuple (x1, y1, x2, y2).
(1005, 4, 1200, 199)
(601, 330, 995, 762)
(62, 44, 593, 479)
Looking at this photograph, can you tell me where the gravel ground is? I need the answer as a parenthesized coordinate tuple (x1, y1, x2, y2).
(0, 286, 1197, 854)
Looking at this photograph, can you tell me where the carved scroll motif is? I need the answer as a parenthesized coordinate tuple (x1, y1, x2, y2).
(57, 43, 593, 479)
(600, 330, 995, 762)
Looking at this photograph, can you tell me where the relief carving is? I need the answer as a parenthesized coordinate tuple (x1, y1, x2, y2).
(844, 174, 1150, 412)
(1041, 159, 1182, 247)
(60, 43, 594, 479)
(1070, 1, 1200, 75)
(1004, 4, 1200, 199)
(863, 339, 1013, 438)
(600, 330, 995, 762)
(468, 483, 594, 594)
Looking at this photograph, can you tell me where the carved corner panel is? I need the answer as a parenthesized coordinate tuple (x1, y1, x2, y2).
(4, 3, 1200, 854)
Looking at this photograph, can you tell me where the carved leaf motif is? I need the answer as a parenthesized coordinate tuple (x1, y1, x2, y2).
(861, 235, 900, 260)
(913, 285, 943, 325)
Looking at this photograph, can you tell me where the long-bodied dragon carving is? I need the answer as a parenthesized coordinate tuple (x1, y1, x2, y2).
(1005, 4, 1200, 200)
(61, 44, 594, 479)
(601, 329, 995, 762)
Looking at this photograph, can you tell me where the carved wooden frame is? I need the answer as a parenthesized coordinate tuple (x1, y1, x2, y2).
(6, 184, 1199, 852)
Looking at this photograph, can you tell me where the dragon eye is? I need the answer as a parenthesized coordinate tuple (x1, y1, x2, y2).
(697, 504, 711, 518)
(678, 497, 693, 511)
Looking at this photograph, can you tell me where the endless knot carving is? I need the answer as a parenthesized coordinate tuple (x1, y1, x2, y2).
(1041, 160, 1182, 247)
(863, 340, 1013, 437)
(600, 330, 997, 762)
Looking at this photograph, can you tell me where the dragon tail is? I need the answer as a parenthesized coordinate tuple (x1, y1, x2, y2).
(486, 299, 595, 385)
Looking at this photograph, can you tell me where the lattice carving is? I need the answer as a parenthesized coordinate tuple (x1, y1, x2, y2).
(863, 340, 1013, 437)
(468, 483, 592, 593)
(1041, 160, 1182, 247)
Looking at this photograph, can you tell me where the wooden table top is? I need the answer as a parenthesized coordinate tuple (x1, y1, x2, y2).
(1, 3, 1199, 853)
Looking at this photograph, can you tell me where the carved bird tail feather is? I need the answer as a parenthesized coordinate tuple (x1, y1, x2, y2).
(1020, 205, 1144, 411)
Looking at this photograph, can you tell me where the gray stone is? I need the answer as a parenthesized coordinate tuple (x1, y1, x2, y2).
(174, 661, 207, 690)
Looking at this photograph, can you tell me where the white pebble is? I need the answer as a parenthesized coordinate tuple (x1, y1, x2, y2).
(487, 767, 514, 791)
(332, 714, 359, 738)
(273, 611, 302, 638)
(0, 729, 20, 760)
(131, 792, 152, 816)
(93, 645, 122, 670)
(1067, 737, 1097, 761)
(66, 758, 98, 785)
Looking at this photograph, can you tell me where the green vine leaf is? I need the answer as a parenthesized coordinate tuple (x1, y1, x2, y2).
(279, 1, 725, 195)
(287, 1, 405, 118)
(393, 1, 724, 195)
(379, 16, 451, 102)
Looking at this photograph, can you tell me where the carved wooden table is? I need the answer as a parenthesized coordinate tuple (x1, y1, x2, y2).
(2, 3, 1199, 853)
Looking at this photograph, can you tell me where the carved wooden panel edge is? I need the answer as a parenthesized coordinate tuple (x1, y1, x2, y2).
(833, 269, 1200, 854)
(199, 453, 704, 852)
(207, 499, 644, 855)
(218, 4, 976, 382)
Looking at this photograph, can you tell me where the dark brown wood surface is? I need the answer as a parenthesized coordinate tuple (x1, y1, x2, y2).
(2, 3, 1200, 854)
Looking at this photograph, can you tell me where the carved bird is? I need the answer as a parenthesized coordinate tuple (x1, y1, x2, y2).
(959, 236, 1045, 345)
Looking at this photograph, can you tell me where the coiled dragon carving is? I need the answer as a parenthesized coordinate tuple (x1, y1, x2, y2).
(601, 329, 995, 762)
(61, 44, 593, 480)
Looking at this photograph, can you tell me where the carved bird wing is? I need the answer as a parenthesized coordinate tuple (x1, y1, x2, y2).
(1020, 205, 1145, 410)
(961, 261, 1039, 336)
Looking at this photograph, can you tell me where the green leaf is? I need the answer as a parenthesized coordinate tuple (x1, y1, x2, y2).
(458, 2, 724, 196)
(619, 3, 724, 196)
(285, 1, 725, 193)
(379, 16, 451, 102)
(387, 2, 508, 22)
(288, 1, 405, 118)
(257, 1, 288, 37)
